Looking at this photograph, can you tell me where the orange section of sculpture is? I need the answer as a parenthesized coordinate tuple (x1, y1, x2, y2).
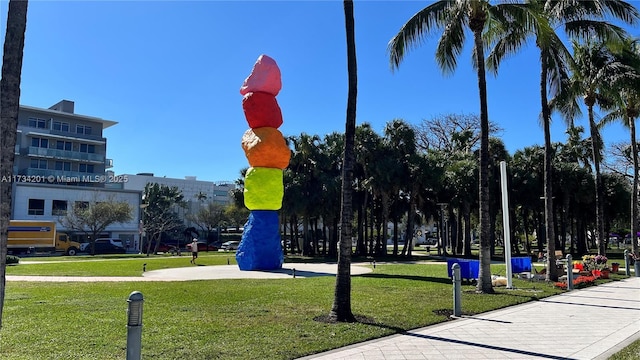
(241, 127, 290, 169)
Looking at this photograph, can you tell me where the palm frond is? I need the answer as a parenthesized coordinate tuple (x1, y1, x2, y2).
(544, 35, 573, 99)
(485, 3, 555, 75)
(485, 4, 533, 74)
(387, 1, 452, 70)
(600, 105, 626, 129)
(599, 0, 640, 25)
(545, 0, 640, 24)
(564, 20, 627, 45)
(436, 5, 468, 74)
(550, 85, 582, 124)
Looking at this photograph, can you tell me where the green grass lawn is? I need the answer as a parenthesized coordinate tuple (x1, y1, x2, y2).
(6, 252, 238, 276)
(610, 338, 640, 360)
(0, 255, 609, 360)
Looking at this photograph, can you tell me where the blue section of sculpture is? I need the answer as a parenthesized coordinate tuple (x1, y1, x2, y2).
(236, 210, 284, 271)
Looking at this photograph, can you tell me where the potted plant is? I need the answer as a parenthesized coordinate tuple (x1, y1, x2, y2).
(611, 262, 620, 273)
(595, 255, 609, 278)
(582, 254, 609, 278)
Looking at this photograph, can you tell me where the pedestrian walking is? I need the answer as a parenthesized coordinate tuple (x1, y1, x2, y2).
(190, 238, 199, 264)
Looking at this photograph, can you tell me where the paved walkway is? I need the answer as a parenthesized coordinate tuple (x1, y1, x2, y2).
(5, 262, 373, 282)
(298, 277, 640, 360)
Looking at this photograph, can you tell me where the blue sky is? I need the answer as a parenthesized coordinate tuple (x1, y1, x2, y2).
(2, 1, 638, 183)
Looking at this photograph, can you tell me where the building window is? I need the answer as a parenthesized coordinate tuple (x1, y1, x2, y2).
(53, 121, 70, 132)
(76, 125, 92, 135)
(78, 164, 94, 173)
(29, 159, 47, 169)
(31, 137, 49, 148)
(79, 143, 96, 153)
(28, 199, 45, 215)
(52, 200, 67, 216)
(28, 118, 47, 129)
(54, 161, 71, 171)
(56, 140, 72, 151)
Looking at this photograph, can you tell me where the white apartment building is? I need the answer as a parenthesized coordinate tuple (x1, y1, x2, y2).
(121, 173, 234, 205)
(120, 173, 235, 228)
(11, 100, 142, 250)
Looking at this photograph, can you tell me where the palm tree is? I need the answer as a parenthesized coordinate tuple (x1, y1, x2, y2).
(511, 146, 545, 255)
(487, 0, 638, 281)
(388, 0, 529, 293)
(558, 39, 637, 255)
(382, 120, 419, 256)
(0, 0, 28, 328)
(601, 37, 640, 261)
(288, 133, 324, 255)
(357, 124, 393, 255)
(318, 132, 344, 256)
(329, 0, 357, 323)
(556, 125, 592, 253)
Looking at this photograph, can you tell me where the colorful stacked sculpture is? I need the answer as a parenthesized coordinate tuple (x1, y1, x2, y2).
(236, 55, 290, 271)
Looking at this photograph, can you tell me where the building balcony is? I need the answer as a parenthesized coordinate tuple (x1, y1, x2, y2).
(27, 146, 105, 164)
(23, 168, 106, 184)
(105, 158, 113, 169)
(24, 128, 107, 144)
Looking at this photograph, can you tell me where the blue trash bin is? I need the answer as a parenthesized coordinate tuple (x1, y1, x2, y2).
(447, 258, 479, 280)
(511, 257, 532, 273)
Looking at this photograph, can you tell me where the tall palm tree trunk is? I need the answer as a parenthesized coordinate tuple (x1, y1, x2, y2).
(463, 201, 472, 257)
(381, 193, 390, 256)
(471, 18, 493, 294)
(540, 54, 558, 282)
(0, 0, 28, 328)
(330, 0, 357, 322)
(630, 111, 639, 260)
(402, 182, 418, 257)
(587, 107, 606, 255)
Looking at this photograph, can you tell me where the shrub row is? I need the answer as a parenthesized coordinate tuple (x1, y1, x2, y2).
(554, 275, 597, 290)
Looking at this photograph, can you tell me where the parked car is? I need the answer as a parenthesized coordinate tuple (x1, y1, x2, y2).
(221, 241, 240, 251)
(82, 238, 124, 253)
(186, 242, 218, 252)
(148, 242, 179, 254)
(92, 238, 126, 254)
(209, 241, 224, 249)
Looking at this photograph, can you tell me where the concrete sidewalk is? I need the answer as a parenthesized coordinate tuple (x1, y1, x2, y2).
(5, 262, 373, 282)
(298, 277, 640, 360)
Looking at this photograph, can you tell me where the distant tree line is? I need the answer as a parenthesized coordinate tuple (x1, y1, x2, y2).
(229, 115, 634, 263)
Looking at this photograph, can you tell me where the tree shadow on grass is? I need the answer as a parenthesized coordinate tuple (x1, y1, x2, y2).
(358, 273, 451, 285)
(313, 313, 406, 331)
(314, 309, 460, 330)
